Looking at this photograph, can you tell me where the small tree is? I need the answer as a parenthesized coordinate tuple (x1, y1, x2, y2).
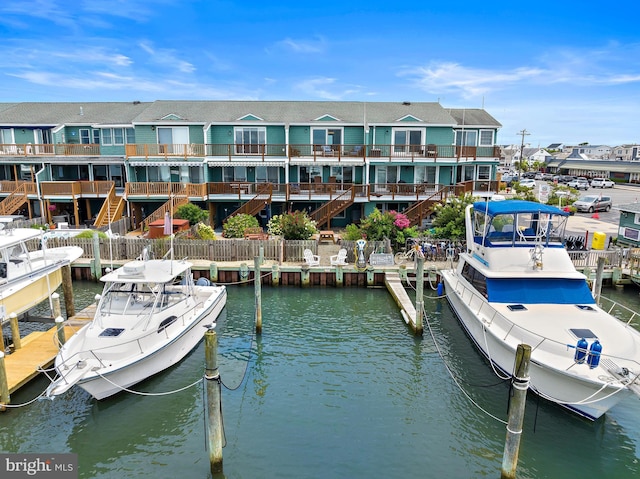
(342, 208, 418, 251)
(431, 193, 475, 241)
(223, 213, 259, 238)
(175, 203, 208, 225)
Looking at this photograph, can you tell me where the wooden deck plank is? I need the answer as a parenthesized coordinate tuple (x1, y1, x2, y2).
(3, 313, 93, 395)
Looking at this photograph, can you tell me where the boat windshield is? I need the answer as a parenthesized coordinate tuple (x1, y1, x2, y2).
(476, 210, 567, 247)
(99, 279, 186, 319)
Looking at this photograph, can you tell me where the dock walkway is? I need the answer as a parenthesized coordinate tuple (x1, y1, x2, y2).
(3, 307, 93, 395)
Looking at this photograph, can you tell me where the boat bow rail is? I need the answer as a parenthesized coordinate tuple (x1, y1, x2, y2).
(445, 272, 640, 387)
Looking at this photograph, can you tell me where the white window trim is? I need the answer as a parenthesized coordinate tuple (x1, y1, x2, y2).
(479, 129, 494, 146)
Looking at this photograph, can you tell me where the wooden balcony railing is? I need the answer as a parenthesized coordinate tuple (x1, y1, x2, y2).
(0, 143, 501, 160)
(0, 180, 37, 195)
(40, 180, 117, 197)
(0, 144, 101, 156)
(124, 182, 206, 199)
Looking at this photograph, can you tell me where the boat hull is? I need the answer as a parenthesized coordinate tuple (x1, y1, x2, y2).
(73, 287, 227, 400)
(441, 269, 629, 420)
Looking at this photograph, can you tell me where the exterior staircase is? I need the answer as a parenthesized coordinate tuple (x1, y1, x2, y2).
(310, 189, 355, 229)
(0, 182, 36, 216)
(226, 183, 273, 220)
(93, 184, 125, 227)
(140, 194, 190, 232)
(402, 185, 461, 227)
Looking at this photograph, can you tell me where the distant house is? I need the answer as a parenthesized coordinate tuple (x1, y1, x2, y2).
(615, 202, 640, 247)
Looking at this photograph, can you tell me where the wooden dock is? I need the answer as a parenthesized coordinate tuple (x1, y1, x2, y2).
(385, 272, 417, 328)
(3, 305, 94, 396)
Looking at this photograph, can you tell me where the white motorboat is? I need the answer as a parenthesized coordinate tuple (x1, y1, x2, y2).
(440, 200, 640, 420)
(0, 227, 83, 322)
(46, 255, 227, 399)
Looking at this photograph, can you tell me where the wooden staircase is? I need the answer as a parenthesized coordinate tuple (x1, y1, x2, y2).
(226, 184, 273, 220)
(140, 194, 190, 232)
(402, 186, 456, 227)
(310, 189, 355, 229)
(0, 182, 35, 216)
(93, 184, 125, 227)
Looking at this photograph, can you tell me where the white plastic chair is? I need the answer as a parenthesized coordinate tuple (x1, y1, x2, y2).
(303, 249, 320, 266)
(330, 248, 348, 266)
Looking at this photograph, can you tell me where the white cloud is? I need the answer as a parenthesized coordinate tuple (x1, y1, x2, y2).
(273, 37, 326, 54)
(138, 41, 195, 74)
(294, 77, 361, 100)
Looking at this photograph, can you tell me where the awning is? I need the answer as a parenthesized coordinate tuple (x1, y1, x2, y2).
(129, 161, 205, 167)
(206, 160, 286, 167)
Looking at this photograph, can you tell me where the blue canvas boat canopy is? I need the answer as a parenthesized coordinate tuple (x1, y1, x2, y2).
(486, 278, 595, 304)
(473, 200, 568, 217)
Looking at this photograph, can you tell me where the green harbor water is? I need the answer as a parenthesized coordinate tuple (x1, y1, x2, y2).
(1, 282, 640, 478)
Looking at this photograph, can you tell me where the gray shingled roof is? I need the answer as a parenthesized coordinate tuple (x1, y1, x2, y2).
(0, 100, 502, 128)
(131, 100, 459, 125)
(446, 108, 502, 127)
(616, 203, 640, 213)
(0, 102, 150, 126)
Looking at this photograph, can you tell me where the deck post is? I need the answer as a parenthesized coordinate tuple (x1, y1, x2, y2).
(501, 343, 531, 479)
(209, 263, 218, 283)
(301, 264, 310, 286)
(593, 257, 606, 305)
(259, 245, 264, 265)
(52, 292, 62, 319)
(55, 316, 66, 347)
(271, 264, 280, 286)
(335, 264, 344, 286)
(366, 265, 375, 286)
(0, 352, 9, 410)
(254, 257, 262, 334)
(9, 313, 21, 350)
(414, 257, 424, 335)
(61, 264, 75, 318)
(204, 329, 223, 474)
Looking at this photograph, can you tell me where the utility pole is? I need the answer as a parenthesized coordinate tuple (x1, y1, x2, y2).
(517, 129, 530, 176)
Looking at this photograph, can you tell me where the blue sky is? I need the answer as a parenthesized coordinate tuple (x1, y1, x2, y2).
(1, 0, 639, 147)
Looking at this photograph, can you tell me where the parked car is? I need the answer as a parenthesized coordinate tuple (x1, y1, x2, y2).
(501, 174, 519, 187)
(518, 178, 536, 189)
(591, 178, 614, 188)
(573, 195, 612, 213)
(567, 177, 589, 190)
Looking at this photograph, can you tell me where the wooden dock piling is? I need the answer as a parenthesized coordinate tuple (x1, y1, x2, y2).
(254, 257, 262, 334)
(61, 264, 75, 318)
(0, 352, 9, 409)
(9, 313, 21, 350)
(204, 329, 223, 474)
(501, 344, 531, 479)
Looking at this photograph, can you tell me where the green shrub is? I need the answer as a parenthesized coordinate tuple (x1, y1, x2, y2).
(196, 222, 216, 240)
(343, 209, 417, 251)
(75, 230, 109, 239)
(175, 203, 208, 225)
(431, 193, 475, 241)
(223, 214, 259, 238)
(276, 210, 317, 240)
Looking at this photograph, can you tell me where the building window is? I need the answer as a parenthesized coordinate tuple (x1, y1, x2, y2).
(256, 166, 279, 183)
(223, 166, 247, 182)
(80, 129, 90, 144)
(414, 165, 436, 184)
(393, 129, 422, 153)
(477, 165, 491, 180)
(455, 130, 477, 146)
(312, 128, 342, 151)
(100, 128, 126, 146)
(235, 127, 265, 154)
(623, 227, 640, 242)
(479, 130, 494, 146)
(92, 130, 100, 144)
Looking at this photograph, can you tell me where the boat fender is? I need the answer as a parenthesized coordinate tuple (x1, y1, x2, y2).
(437, 282, 444, 296)
(574, 338, 588, 364)
(587, 340, 602, 369)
